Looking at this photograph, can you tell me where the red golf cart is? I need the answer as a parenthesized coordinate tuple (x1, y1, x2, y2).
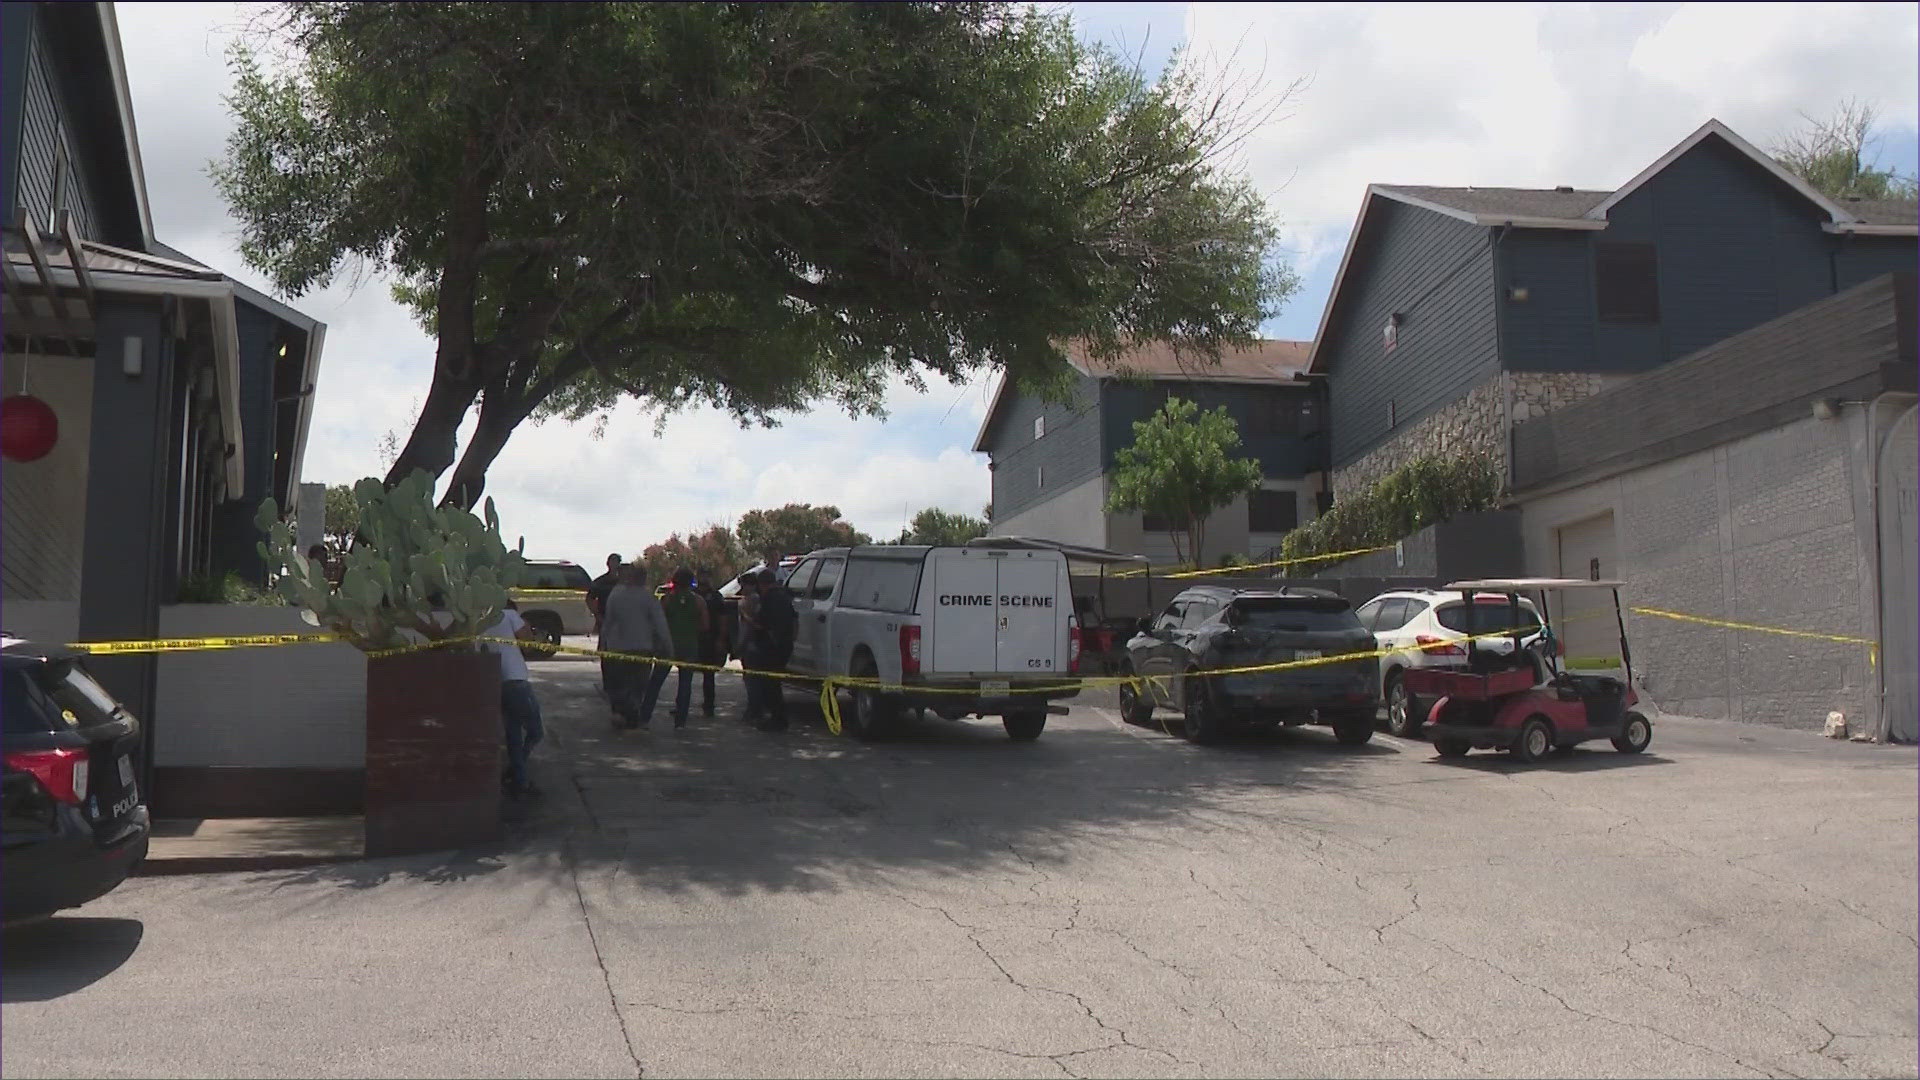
(1401, 578, 1653, 764)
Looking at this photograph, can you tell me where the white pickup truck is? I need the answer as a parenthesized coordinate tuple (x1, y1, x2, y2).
(778, 543, 1081, 741)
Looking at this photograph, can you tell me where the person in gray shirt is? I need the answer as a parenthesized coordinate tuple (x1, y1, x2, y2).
(598, 563, 674, 729)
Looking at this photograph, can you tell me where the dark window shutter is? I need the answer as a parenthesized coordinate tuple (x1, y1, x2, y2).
(1596, 242, 1660, 322)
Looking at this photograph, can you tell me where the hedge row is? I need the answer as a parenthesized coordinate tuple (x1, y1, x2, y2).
(1281, 452, 1502, 565)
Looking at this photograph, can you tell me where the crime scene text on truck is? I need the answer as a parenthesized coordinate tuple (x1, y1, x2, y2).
(937, 594, 1055, 607)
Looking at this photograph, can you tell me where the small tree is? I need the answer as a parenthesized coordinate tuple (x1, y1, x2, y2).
(640, 525, 745, 587)
(1105, 396, 1262, 566)
(895, 507, 990, 546)
(322, 483, 361, 555)
(1772, 99, 1919, 201)
(736, 504, 870, 566)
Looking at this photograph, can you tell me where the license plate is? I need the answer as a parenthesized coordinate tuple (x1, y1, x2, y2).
(118, 754, 134, 786)
(1294, 649, 1322, 661)
(982, 680, 1010, 698)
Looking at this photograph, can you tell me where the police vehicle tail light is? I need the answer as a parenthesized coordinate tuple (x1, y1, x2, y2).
(1068, 621, 1082, 673)
(5, 747, 89, 805)
(899, 624, 922, 676)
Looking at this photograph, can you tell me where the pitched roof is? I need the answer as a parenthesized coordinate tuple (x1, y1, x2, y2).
(971, 338, 1314, 453)
(1307, 118, 1920, 373)
(1064, 337, 1313, 383)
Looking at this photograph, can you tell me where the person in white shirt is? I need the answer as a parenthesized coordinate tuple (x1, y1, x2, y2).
(487, 602, 544, 798)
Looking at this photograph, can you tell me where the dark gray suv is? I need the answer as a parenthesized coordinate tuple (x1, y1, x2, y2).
(1117, 586, 1380, 745)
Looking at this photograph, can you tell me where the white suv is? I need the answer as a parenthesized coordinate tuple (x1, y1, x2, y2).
(1356, 589, 1544, 737)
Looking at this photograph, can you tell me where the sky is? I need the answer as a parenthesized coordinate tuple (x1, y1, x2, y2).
(113, 2, 1918, 563)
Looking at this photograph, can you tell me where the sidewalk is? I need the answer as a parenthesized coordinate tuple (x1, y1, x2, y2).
(140, 816, 365, 876)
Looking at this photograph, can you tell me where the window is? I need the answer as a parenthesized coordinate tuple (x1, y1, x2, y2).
(1596, 242, 1660, 322)
(784, 559, 821, 596)
(840, 557, 922, 613)
(1228, 597, 1362, 632)
(1179, 600, 1217, 629)
(1153, 602, 1185, 632)
(1141, 509, 1174, 532)
(1354, 599, 1383, 630)
(1248, 490, 1298, 534)
(1435, 600, 1541, 636)
(1245, 395, 1301, 436)
(1033, 415, 1045, 441)
(806, 557, 844, 601)
(1370, 597, 1410, 632)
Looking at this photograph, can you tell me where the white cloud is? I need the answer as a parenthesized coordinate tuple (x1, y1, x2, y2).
(1185, 0, 1920, 316)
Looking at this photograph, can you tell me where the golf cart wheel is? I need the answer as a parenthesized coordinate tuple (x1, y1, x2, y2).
(1118, 673, 1155, 726)
(1612, 711, 1652, 754)
(844, 655, 895, 741)
(1003, 710, 1046, 741)
(1512, 716, 1554, 764)
(1333, 710, 1375, 746)
(520, 613, 563, 660)
(1181, 673, 1224, 745)
(1433, 737, 1471, 758)
(1385, 671, 1423, 738)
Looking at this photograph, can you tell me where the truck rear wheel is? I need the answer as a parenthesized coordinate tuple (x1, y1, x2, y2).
(1003, 711, 1046, 741)
(844, 654, 895, 741)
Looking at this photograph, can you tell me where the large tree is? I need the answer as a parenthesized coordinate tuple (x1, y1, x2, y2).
(1772, 100, 1919, 201)
(320, 482, 360, 555)
(737, 504, 869, 565)
(1105, 395, 1262, 566)
(639, 525, 746, 588)
(214, 2, 1293, 508)
(894, 507, 990, 546)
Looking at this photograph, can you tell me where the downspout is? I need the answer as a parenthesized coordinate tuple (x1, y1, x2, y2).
(1869, 395, 1919, 743)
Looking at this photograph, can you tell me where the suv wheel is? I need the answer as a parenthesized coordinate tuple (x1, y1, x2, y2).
(520, 612, 563, 660)
(1003, 711, 1046, 741)
(1332, 710, 1374, 746)
(1385, 670, 1422, 738)
(1181, 673, 1224, 745)
(1118, 671, 1155, 726)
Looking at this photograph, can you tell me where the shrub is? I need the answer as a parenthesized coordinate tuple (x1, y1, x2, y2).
(176, 571, 288, 605)
(1281, 452, 1501, 566)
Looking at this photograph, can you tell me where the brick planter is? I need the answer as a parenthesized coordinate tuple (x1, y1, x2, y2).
(364, 649, 502, 858)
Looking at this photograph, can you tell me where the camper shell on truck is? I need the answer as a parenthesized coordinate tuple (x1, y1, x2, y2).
(780, 543, 1082, 741)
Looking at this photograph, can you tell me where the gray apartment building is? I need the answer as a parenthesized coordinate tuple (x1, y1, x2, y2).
(973, 339, 1327, 566)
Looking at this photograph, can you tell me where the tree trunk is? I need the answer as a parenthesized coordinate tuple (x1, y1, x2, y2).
(438, 387, 541, 510)
(381, 370, 482, 489)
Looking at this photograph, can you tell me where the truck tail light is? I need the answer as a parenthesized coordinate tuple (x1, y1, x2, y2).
(5, 747, 89, 806)
(1415, 635, 1466, 658)
(1068, 621, 1082, 673)
(899, 624, 922, 677)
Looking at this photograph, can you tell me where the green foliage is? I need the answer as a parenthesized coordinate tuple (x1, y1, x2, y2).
(254, 469, 527, 651)
(1104, 396, 1263, 565)
(1771, 99, 1919, 201)
(894, 507, 991, 546)
(322, 483, 361, 554)
(176, 572, 288, 606)
(736, 504, 870, 565)
(213, 2, 1296, 504)
(640, 526, 746, 589)
(1280, 453, 1502, 565)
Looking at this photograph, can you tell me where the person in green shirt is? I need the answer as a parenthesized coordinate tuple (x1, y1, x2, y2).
(660, 567, 711, 729)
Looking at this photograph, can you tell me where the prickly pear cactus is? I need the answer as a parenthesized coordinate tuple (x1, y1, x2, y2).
(255, 469, 527, 652)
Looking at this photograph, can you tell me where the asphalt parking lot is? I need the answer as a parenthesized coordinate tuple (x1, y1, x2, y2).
(4, 659, 1915, 1079)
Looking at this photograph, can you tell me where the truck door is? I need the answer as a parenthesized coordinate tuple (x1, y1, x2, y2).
(928, 549, 998, 674)
(791, 556, 841, 674)
(994, 553, 1062, 674)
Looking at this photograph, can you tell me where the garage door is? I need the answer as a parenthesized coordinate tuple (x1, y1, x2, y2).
(1556, 512, 1620, 670)
(1879, 406, 1917, 743)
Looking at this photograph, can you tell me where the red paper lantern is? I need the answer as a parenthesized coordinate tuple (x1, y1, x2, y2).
(1, 394, 59, 462)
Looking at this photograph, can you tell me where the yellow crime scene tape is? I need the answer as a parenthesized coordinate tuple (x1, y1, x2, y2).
(59, 601, 1881, 737)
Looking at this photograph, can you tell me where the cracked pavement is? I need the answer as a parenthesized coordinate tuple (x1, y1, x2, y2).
(3, 659, 1915, 1079)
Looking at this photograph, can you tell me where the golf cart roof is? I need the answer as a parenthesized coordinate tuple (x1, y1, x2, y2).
(1445, 577, 1627, 591)
(965, 536, 1150, 565)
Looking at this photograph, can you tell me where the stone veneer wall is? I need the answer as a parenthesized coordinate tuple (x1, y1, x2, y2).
(1331, 371, 1632, 498)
